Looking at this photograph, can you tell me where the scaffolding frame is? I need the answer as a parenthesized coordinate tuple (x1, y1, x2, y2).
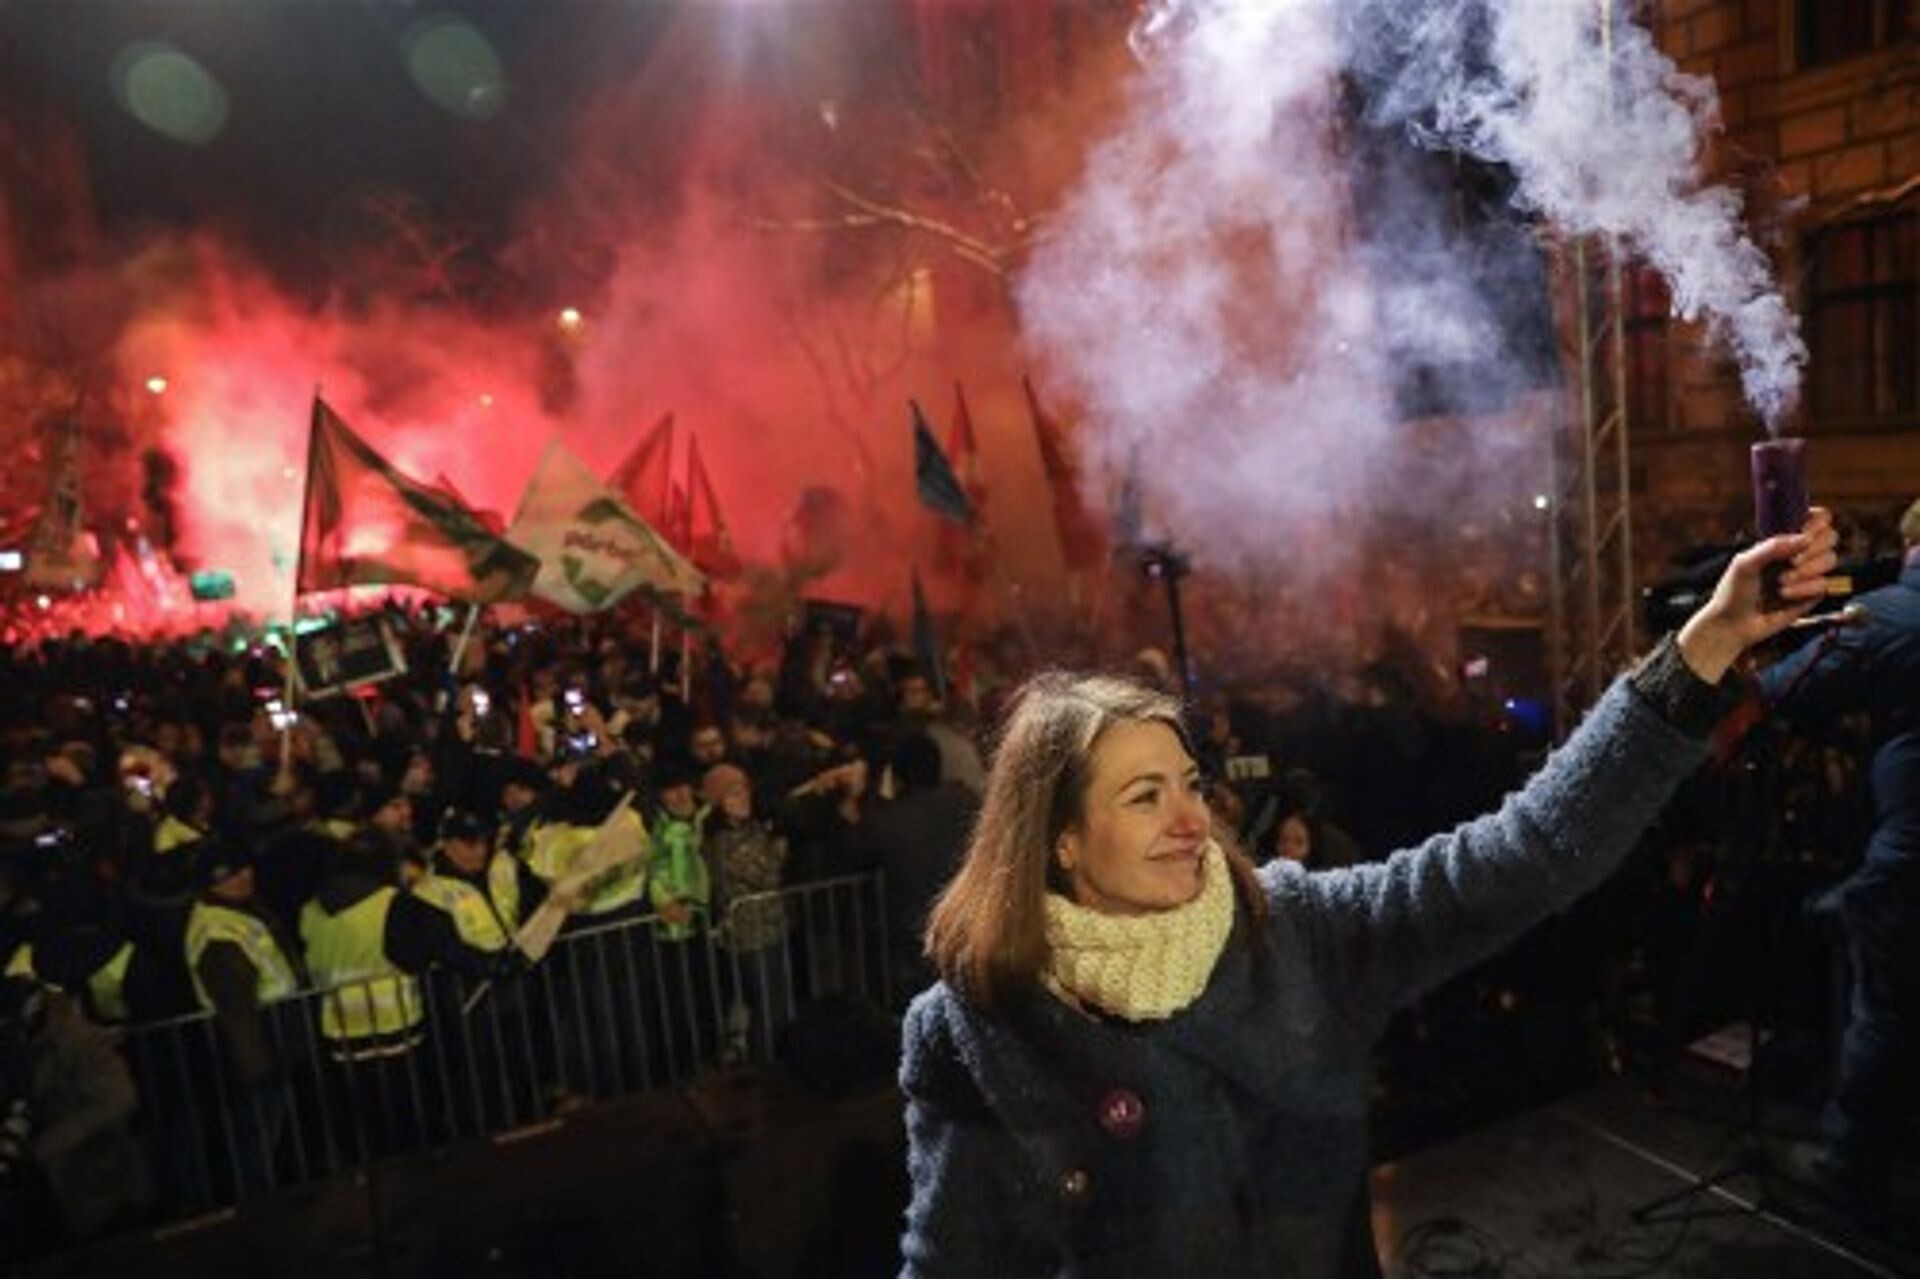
(1546, 1, 1638, 739)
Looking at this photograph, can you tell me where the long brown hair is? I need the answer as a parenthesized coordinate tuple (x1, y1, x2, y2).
(924, 672, 1266, 1011)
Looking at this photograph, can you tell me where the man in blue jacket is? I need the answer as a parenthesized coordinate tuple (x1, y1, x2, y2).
(1759, 497, 1920, 1222)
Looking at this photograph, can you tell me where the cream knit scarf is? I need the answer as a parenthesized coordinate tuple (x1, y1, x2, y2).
(1041, 841, 1235, 1021)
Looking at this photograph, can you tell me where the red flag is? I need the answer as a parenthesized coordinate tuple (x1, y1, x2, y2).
(936, 382, 990, 589)
(607, 412, 675, 529)
(1022, 376, 1105, 572)
(664, 481, 691, 552)
(296, 398, 538, 602)
(685, 435, 742, 578)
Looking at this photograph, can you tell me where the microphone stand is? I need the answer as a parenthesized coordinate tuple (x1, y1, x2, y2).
(1137, 542, 1193, 698)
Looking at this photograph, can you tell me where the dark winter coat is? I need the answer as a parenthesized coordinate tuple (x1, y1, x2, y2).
(900, 671, 1716, 1278)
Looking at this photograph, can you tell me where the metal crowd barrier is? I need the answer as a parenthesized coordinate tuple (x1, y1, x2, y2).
(119, 872, 891, 1219)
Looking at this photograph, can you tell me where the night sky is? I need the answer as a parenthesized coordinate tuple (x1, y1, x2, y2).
(1, 1, 678, 288)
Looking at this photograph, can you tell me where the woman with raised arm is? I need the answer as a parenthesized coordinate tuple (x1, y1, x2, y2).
(898, 512, 1838, 1279)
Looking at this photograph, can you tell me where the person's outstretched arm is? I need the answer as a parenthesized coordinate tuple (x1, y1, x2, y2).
(1285, 514, 1836, 1031)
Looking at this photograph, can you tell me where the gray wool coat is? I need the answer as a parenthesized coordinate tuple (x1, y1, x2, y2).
(899, 670, 1718, 1278)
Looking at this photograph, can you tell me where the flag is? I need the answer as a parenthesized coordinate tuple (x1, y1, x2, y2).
(297, 398, 538, 603)
(607, 412, 675, 529)
(913, 399, 973, 526)
(506, 439, 704, 612)
(936, 382, 991, 587)
(911, 568, 946, 703)
(1022, 376, 1104, 572)
(664, 481, 691, 552)
(427, 473, 507, 537)
(685, 435, 742, 578)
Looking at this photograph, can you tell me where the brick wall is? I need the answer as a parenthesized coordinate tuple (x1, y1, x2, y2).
(1632, 0, 1917, 563)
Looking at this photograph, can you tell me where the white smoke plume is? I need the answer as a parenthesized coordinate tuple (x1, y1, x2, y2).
(1350, 0, 1805, 425)
(1019, 0, 1803, 576)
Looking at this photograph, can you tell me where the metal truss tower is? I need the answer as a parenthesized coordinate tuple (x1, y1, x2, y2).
(1546, 1, 1638, 739)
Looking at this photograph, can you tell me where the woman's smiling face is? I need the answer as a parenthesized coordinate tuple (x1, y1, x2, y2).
(1059, 719, 1211, 916)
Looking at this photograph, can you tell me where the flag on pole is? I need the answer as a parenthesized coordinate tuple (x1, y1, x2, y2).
(936, 382, 991, 586)
(910, 568, 947, 703)
(607, 412, 676, 529)
(506, 439, 704, 612)
(913, 399, 973, 526)
(685, 435, 742, 578)
(297, 398, 538, 602)
(664, 481, 691, 553)
(1022, 376, 1105, 572)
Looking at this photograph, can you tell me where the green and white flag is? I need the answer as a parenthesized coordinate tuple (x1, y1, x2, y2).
(507, 440, 704, 612)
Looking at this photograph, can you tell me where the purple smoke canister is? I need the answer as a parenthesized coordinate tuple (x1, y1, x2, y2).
(1750, 437, 1808, 608)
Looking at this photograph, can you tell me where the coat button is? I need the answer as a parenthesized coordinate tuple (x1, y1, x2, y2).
(1098, 1088, 1145, 1139)
(1059, 1169, 1090, 1200)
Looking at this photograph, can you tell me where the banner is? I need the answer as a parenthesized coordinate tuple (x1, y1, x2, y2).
(507, 440, 704, 612)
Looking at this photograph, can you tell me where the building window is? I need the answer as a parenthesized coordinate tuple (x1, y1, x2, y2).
(1794, 0, 1912, 70)
(1806, 212, 1916, 423)
(1624, 265, 1672, 432)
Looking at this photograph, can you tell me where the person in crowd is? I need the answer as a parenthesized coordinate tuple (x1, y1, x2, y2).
(701, 763, 791, 1064)
(358, 782, 422, 884)
(411, 809, 550, 970)
(689, 722, 729, 770)
(0, 976, 148, 1251)
(898, 514, 1836, 1277)
(1754, 495, 1920, 1228)
(10, 870, 138, 1024)
(299, 829, 430, 1157)
(896, 671, 987, 797)
(861, 733, 978, 1009)
(184, 838, 306, 1199)
(1266, 768, 1365, 872)
(648, 757, 714, 1076)
(492, 755, 549, 864)
(153, 773, 212, 857)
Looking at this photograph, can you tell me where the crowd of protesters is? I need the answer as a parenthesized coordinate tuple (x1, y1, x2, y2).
(0, 596, 1593, 1255)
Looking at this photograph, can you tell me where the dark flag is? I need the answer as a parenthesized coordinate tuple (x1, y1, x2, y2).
(913, 399, 974, 526)
(297, 398, 538, 603)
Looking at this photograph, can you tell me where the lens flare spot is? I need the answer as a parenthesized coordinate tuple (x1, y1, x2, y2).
(403, 17, 508, 120)
(111, 42, 229, 145)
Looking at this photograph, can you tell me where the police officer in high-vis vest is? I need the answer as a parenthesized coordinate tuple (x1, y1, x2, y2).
(412, 810, 554, 1125)
(6, 872, 137, 1025)
(183, 838, 304, 1197)
(413, 810, 549, 960)
(299, 836, 425, 1041)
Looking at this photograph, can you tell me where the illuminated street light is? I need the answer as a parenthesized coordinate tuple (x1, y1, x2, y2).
(557, 307, 584, 333)
(1532, 494, 1551, 511)
(146, 376, 169, 395)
